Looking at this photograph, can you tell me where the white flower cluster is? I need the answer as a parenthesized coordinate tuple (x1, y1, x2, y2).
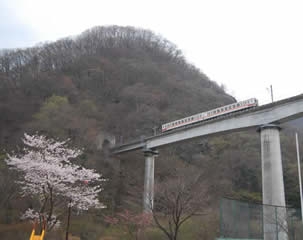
(21, 208, 39, 220)
(5, 133, 105, 225)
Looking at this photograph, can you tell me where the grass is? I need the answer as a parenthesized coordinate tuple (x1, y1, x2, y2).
(0, 212, 219, 240)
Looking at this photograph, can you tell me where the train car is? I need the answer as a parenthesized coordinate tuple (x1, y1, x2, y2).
(161, 98, 258, 132)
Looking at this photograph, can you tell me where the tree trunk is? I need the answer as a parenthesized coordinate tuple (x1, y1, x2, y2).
(65, 201, 72, 240)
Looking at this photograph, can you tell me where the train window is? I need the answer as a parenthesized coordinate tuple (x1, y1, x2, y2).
(191, 117, 194, 120)
(221, 108, 224, 111)
(237, 103, 240, 107)
(225, 107, 227, 110)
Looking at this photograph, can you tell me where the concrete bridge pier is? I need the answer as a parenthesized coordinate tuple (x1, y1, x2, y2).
(143, 148, 158, 212)
(259, 124, 288, 240)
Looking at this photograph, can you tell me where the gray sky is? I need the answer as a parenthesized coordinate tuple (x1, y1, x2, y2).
(1, 0, 303, 105)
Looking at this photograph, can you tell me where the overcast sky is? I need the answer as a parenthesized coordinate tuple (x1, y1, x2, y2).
(1, 0, 303, 105)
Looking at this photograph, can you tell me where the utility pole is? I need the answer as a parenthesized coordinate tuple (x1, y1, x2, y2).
(295, 133, 303, 222)
(270, 85, 274, 103)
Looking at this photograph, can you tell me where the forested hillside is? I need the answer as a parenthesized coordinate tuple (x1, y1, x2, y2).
(0, 26, 302, 240)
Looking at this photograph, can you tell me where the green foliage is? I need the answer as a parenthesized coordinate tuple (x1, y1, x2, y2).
(34, 95, 69, 122)
(32, 95, 82, 139)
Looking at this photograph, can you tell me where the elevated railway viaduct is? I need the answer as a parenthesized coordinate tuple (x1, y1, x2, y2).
(111, 94, 303, 240)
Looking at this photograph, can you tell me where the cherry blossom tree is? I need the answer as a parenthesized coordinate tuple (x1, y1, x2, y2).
(5, 133, 105, 239)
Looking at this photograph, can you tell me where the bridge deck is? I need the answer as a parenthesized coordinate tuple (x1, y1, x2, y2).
(112, 94, 303, 154)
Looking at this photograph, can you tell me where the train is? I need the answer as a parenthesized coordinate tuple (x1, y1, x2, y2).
(161, 98, 258, 132)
